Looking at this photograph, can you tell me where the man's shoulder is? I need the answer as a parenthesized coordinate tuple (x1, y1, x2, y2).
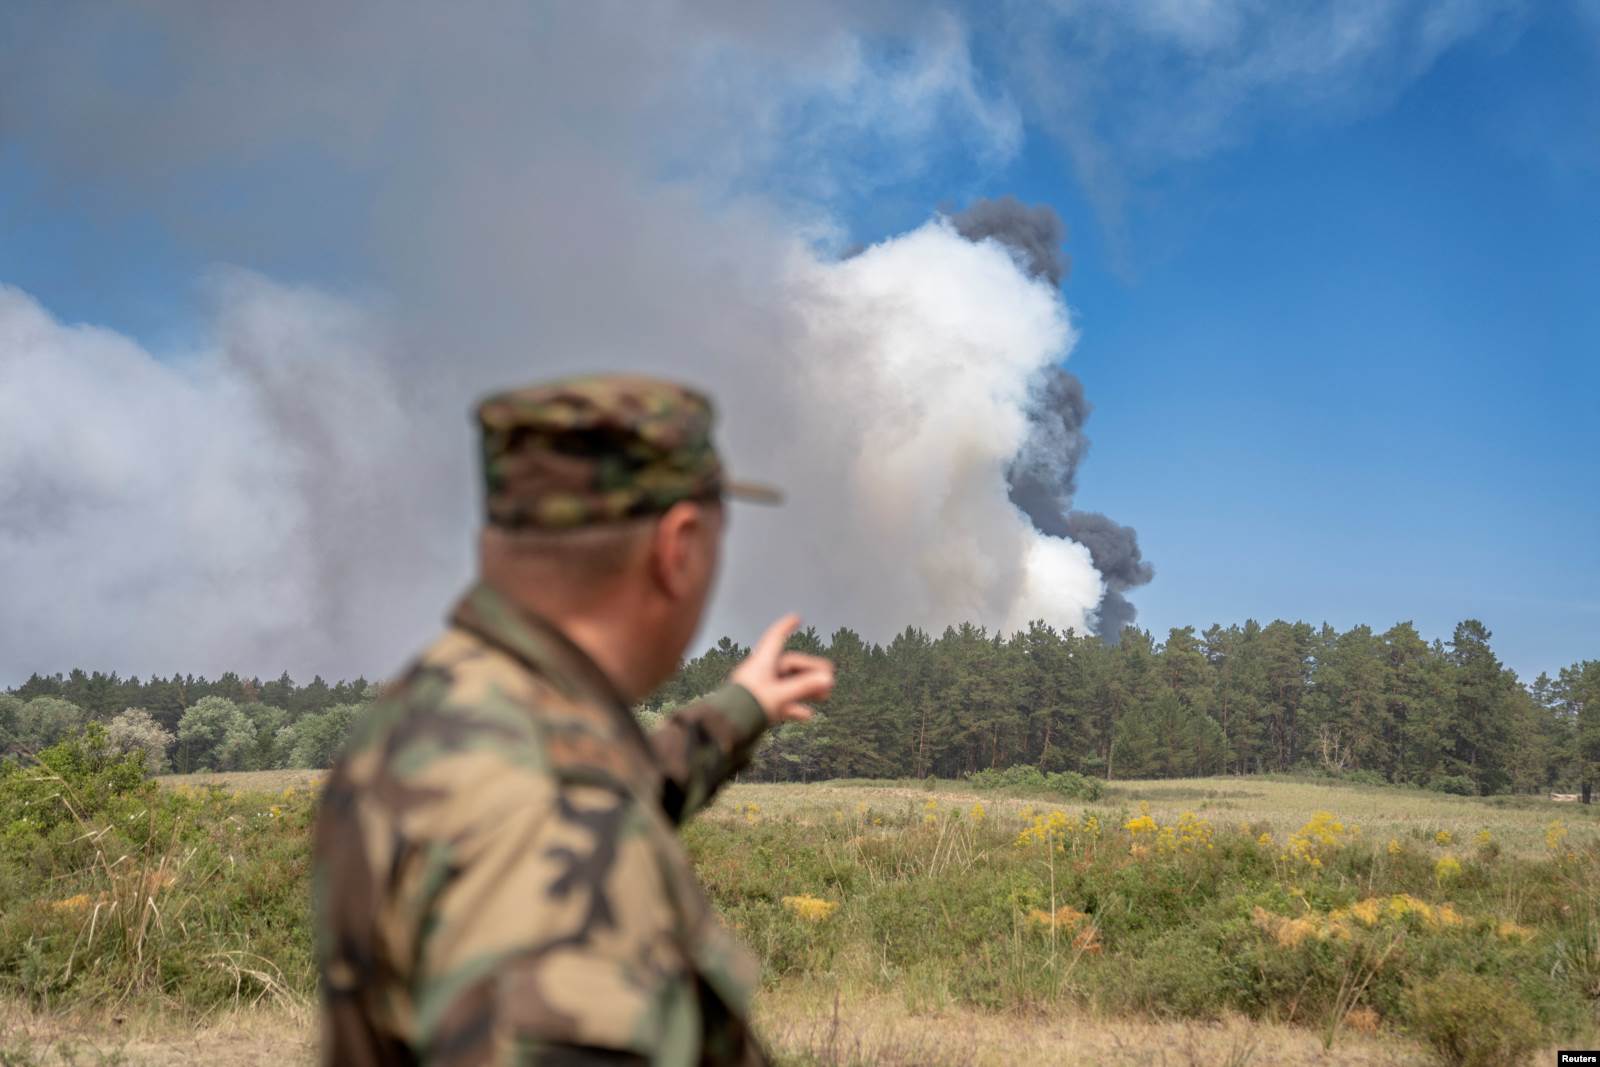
(340, 624, 656, 800)
(344, 627, 543, 764)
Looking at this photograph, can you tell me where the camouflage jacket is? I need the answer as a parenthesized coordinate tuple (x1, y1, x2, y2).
(312, 583, 771, 1066)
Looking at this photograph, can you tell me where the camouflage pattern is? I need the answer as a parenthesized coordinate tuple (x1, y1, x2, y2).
(477, 375, 780, 530)
(312, 582, 772, 1065)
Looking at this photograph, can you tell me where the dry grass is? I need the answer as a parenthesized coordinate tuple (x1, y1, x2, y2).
(718, 775, 1600, 858)
(754, 982, 1448, 1066)
(158, 769, 1597, 862)
(155, 770, 325, 795)
(0, 990, 1519, 1067)
(0, 1000, 314, 1066)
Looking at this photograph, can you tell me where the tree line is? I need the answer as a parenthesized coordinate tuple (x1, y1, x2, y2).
(0, 670, 373, 774)
(6, 619, 1598, 795)
(648, 618, 1599, 797)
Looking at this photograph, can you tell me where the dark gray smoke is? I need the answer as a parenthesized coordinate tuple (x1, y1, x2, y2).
(1005, 366, 1089, 536)
(949, 196, 1070, 287)
(1062, 510, 1153, 642)
(950, 196, 1152, 642)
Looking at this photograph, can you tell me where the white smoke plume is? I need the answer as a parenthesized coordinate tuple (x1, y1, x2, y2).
(0, 218, 1098, 681)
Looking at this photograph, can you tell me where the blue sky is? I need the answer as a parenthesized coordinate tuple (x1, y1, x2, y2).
(1, 3, 1596, 681)
(835, 5, 1600, 678)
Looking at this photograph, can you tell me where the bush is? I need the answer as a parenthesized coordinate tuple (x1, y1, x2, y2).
(1341, 769, 1387, 787)
(106, 707, 174, 774)
(964, 765, 1104, 801)
(1405, 972, 1542, 1067)
(1427, 774, 1477, 797)
(0, 728, 315, 1010)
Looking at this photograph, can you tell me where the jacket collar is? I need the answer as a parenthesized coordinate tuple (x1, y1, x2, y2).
(448, 581, 638, 719)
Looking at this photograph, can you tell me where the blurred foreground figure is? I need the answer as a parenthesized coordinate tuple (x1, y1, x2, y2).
(312, 376, 834, 1066)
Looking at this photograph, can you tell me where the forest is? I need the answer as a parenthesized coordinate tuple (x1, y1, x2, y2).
(4, 618, 1597, 797)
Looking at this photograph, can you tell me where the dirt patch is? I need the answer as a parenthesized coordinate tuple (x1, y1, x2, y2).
(0, 1002, 315, 1066)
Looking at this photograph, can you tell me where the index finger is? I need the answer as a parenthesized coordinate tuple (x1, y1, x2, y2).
(751, 613, 802, 665)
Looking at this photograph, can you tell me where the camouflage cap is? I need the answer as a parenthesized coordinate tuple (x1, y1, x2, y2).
(476, 374, 782, 529)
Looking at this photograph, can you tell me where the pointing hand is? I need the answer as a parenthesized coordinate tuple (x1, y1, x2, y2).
(729, 614, 835, 725)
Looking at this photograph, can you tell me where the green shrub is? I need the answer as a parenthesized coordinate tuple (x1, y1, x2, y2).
(1427, 774, 1477, 796)
(1405, 972, 1542, 1067)
(964, 765, 1103, 800)
(0, 730, 315, 1010)
(1342, 769, 1387, 787)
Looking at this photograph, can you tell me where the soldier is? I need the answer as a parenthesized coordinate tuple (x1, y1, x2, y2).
(312, 375, 835, 1066)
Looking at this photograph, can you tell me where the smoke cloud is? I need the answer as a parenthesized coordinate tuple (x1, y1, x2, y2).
(1062, 511, 1155, 642)
(950, 196, 1070, 288)
(0, 3, 1496, 680)
(948, 196, 1152, 641)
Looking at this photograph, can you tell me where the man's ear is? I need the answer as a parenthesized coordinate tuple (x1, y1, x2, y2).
(649, 501, 704, 601)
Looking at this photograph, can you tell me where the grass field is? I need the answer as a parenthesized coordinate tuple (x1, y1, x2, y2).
(728, 775, 1600, 858)
(3, 764, 1597, 1065)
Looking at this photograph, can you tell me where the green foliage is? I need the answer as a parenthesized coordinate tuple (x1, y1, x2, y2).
(1427, 775, 1477, 796)
(632, 619, 1596, 798)
(275, 703, 362, 769)
(104, 707, 173, 774)
(0, 730, 314, 1011)
(964, 765, 1103, 800)
(1405, 972, 1542, 1067)
(176, 697, 255, 772)
(11, 631, 1594, 791)
(682, 790, 1599, 1051)
(1340, 769, 1387, 787)
(9, 697, 86, 754)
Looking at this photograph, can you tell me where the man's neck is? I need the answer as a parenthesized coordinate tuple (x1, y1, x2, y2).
(488, 579, 650, 703)
(558, 614, 649, 705)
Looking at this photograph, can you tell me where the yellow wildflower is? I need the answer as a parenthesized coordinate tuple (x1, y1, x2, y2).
(781, 895, 839, 922)
(1434, 856, 1462, 884)
(1025, 904, 1087, 931)
(1387, 894, 1439, 927)
(970, 801, 987, 824)
(1387, 838, 1402, 856)
(1434, 829, 1453, 846)
(52, 893, 95, 913)
(1348, 898, 1381, 927)
(1252, 906, 1319, 948)
(1496, 920, 1535, 943)
(1175, 811, 1213, 850)
(1284, 811, 1352, 868)
(1015, 810, 1075, 848)
(1257, 831, 1273, 846)
(1546, 821, 1568, 853)
(1474, 830, 1493, 847)
(1123, 814, 1158, 836)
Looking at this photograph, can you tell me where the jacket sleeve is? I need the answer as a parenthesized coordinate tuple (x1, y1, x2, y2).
(649, 683, 769, 824)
